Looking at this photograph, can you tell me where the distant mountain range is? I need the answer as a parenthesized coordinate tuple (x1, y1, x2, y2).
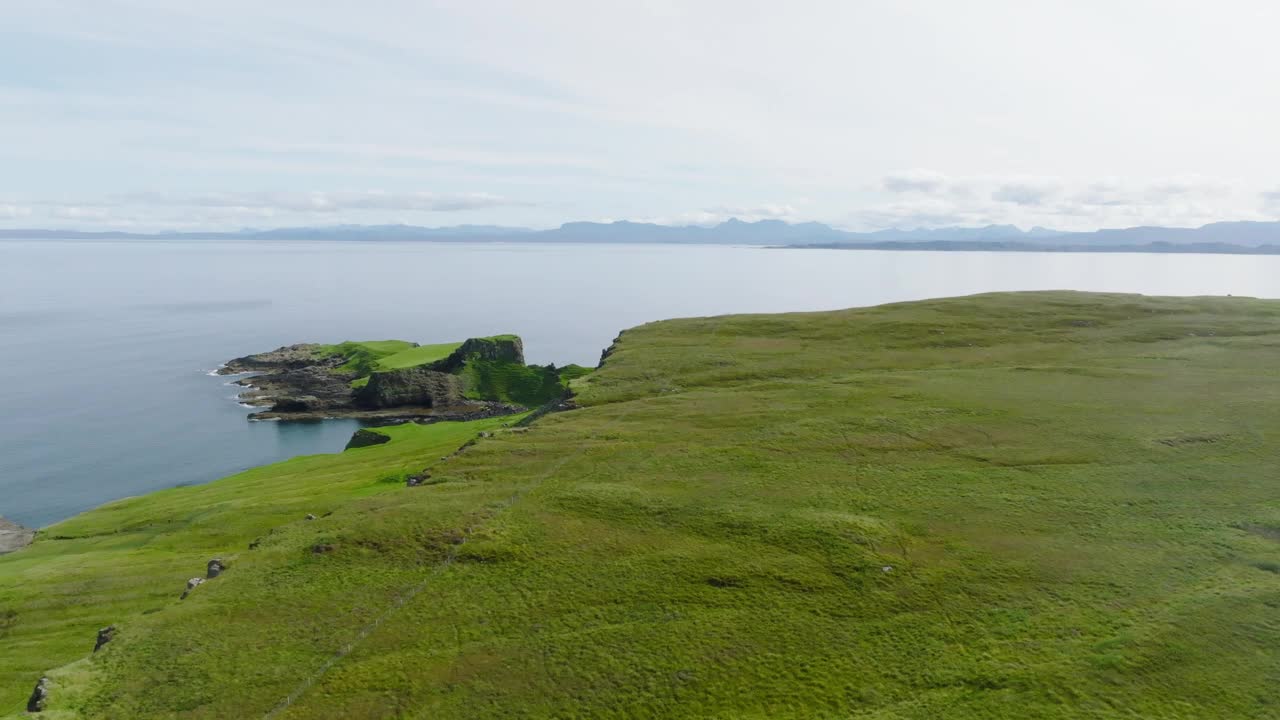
(5, 218, 1280, 252)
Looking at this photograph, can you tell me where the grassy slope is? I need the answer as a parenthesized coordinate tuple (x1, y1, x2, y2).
(0, 416, 525, 716)
(375, 342, 465, 370)
(318, 340, 418, 379)
(6, 291, 1280, 718)
(349, 342, 465, 389)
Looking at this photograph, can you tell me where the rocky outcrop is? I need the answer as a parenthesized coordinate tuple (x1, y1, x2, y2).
(94, 625, 116, 652)
(221, 335, 536, 422)
(354, 366, 465, 409)
(0, 517, 34, 554)
(598, 331, 626, 368)
(218, 343, 333, 374)
(345, 428, 392, 450)
(180, 577, 204, 600)
(435, 336, 525, 372)
(235, 366, 355, 412)
(27, 676, 49, 712)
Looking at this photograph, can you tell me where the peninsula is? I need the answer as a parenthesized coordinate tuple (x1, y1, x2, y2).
(220, 334, 589, 421)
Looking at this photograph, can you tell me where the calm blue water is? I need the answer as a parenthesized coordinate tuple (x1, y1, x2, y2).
(3, 239, 1279, 528)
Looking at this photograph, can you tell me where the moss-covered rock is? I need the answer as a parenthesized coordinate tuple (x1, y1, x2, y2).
(353, 366, 465, 409)
(344, 428, 392, 450)
(434, 336, 524, 372)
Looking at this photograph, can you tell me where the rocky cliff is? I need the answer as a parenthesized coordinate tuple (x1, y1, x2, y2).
(354, 366, 465, 409)
(219, 335, 542, 421)
(435, 336, 524, 372)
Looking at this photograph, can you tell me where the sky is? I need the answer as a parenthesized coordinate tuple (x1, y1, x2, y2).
(2, 0, 1279, 232)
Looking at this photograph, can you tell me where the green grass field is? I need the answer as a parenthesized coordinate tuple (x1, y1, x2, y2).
(4, 292, 1280, 718)
(0, 416, 525, 717)
(341, 342, 466, 388)
(318, 340, 419, 379)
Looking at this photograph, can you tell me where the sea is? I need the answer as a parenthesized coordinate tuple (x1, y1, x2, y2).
(3, 238, 1279, 527)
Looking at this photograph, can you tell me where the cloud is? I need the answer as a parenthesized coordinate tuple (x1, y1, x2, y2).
(0, 190, 532, 230)
(1263, 190, 1280, 216)
(991, 178, 1062, 206)
(850, 171, 1267, 231)
(634, 203, 803, 226)
(49, 206, 114, 220)
(882, 169, 949, 194)
(848, 197, 995, 231)
(116, 190, 525, 213)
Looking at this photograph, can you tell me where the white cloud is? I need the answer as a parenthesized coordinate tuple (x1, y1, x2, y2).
(851, 171, 1267, 231)
(848, 197, 995, 231)
(633, 203, 803, 226)
(1262, 190, 1280, 217)
(0, 191, 533, 230)
(116, 191, 525, 213)
(991, 178, 1062, 206)
(883, 170, 950, 194)
(49, 206, 113, 220)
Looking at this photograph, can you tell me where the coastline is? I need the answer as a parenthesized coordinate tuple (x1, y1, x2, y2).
(216, 336, 567, 424)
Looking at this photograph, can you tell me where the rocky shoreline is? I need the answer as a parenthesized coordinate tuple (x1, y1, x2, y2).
(218, 337, 535, 422)
(0, 517, 34, 554)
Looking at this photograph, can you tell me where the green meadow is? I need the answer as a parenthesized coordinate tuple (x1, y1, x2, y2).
(3, 291, 1280, 718)
(316, 340, 464, 388)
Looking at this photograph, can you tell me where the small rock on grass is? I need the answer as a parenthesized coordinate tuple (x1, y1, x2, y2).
(180, 577, 204, 600)
(93, 625, 116, 652)
(27, 676, 49, 712)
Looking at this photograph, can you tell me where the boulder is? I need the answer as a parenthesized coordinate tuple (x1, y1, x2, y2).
(345, 428, 392, 450)
(406, 471, 431, 487)
(354, 366, 464, 409)
(207, 558, 225, 578)
(94, 625, 116, 652)
(27, 676, 49, 713)
(180, 577, 204, 600)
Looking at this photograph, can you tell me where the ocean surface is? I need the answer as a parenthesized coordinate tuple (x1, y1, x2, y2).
(3, 239, 1280, 528)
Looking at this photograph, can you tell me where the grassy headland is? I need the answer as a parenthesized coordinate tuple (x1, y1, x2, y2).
(328, 341, 464, 389)
(4, 291, 1280, 718)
